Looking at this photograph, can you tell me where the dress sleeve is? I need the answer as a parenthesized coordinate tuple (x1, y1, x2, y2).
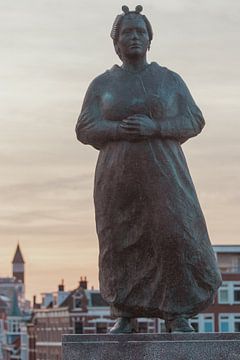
(159, 72, 205, 144)
(76, 78, 119, 150)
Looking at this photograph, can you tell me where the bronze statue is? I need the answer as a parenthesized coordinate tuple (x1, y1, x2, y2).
(76, 5, 222, 334)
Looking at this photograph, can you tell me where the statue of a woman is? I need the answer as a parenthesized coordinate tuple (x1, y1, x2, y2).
(76, 5, 221, 334)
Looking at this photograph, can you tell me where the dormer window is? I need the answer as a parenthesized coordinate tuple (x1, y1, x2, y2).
(73, 291, 83, 310)
(75, 297, 82, 308)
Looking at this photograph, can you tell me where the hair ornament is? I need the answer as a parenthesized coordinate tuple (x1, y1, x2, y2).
(111, 4, 153, 44)
(122, 5, 129, 14)
(135, 5, 143, 13)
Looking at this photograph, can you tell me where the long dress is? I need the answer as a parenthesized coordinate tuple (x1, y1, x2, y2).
(76, 62, 222, 320)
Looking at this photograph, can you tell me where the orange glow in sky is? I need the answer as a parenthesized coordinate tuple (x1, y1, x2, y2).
(1, 0, 240, 301)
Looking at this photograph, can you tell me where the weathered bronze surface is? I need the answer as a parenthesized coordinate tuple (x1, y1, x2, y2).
(76, 6, 222, 332)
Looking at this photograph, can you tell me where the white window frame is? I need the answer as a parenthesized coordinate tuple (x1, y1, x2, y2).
(218, 281, 240, 305)
(218, 283, 230, 304)
(233, 284, 240, 304)
(73, 295, 83, 310)
(219, 313, 240, 333)
(158, 314, 214, 333)
(190, 314, 214, 333)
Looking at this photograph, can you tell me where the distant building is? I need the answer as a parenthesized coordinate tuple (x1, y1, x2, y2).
(202, 245, 240, 333)
(33, 277, 113, 360)
(0, 296, 10, 360)
(12, 244, 25, 285)
(157, 245, 240, 332)
(0, 244, 32, 360)
(7, 290, 24, 359)
(32, 276, 165, 359)
(31, 245, 240, 360)
(0, 244, 27, 314)
(2, 244, 240, 360)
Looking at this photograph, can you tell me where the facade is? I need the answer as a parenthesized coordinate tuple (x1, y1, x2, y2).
(0, 278, 25, 316)
(34, 307, 69, 360)
(158, 245, 240, 333)
(0, 244, 32, 360)
(201, 245, 240, 333)
(0, 244, 30, 315)
(12, 244, 25, 286)
(2, 244, 239, 359)
(33, 278, 114, 360)
(32, 245, 240, 360)
(0, 297, 10, 360)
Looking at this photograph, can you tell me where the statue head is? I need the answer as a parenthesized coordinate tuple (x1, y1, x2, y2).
(110, 5, 153, 60)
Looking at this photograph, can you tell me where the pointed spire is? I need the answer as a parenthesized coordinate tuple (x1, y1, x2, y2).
(12, 243, 25, 264)
(9, 290, 22, 317)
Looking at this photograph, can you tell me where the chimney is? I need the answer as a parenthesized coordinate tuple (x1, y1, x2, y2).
(32, 295, 41, 309)
(79, 276, 88, 290)
(58, 279, 64, 292)
(33, 295, 40, 309)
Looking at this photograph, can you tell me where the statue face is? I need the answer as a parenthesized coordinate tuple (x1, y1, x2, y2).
(117, 15, 149, 59)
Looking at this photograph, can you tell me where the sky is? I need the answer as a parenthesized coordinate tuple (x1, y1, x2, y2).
(0, 0, 240, 301)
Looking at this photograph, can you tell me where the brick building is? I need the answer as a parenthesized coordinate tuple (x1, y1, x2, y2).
(33, 277, 114, 359)
(32, 245, 240, 360)
(201, 245, 240, 333)
(0, 244, 32, 360)
(156, 245, 240, 333)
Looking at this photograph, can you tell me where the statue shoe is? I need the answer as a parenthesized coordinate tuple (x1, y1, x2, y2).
(109, 317, 137, 334)
(165, 317, 195, 333)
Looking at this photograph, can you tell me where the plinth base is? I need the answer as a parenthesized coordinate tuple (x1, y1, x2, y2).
(62, 333, 240, 360)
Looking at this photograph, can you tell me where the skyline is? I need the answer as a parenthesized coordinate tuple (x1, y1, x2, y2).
(1, 0, 240, 300)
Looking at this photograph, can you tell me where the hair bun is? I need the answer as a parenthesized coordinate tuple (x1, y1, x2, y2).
(122, 5, 129, 14)
(135, 5, 143, 13)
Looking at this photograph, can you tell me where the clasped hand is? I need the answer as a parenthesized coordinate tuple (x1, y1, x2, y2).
(119, 114, 159, 141)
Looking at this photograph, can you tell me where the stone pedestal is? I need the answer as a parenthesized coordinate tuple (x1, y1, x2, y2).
(62, 333, 240, 360)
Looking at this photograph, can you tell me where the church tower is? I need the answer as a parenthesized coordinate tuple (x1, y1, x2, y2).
(12, 243, 25, 284)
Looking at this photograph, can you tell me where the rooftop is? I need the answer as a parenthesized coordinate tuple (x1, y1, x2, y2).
(213, 245, 240, 253)
(12, 243, 25, 264)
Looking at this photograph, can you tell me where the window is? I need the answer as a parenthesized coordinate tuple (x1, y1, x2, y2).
(138, 322, 148, 333)
(218, 282, 240, 304)
(220, 315, 230, 332)
(221, 322, 229, 332)
(204, 322, 213, 332)
(191, 322, 199, 332)
(74, 297, 82, 308)
(190, 314, 214, 333)
(233, 285, 240, 303)
(234, 322, 240, 332)
(203, 316, 214, 333)
(219, 314, 240, 333)
(75, 321, 83, 334)
(11, 320, 20, 333)
(190, 317, 199, 332)
(159, 320, 166, 333)
(218, 284, 229, 304)
(96, 323, 107, 333)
